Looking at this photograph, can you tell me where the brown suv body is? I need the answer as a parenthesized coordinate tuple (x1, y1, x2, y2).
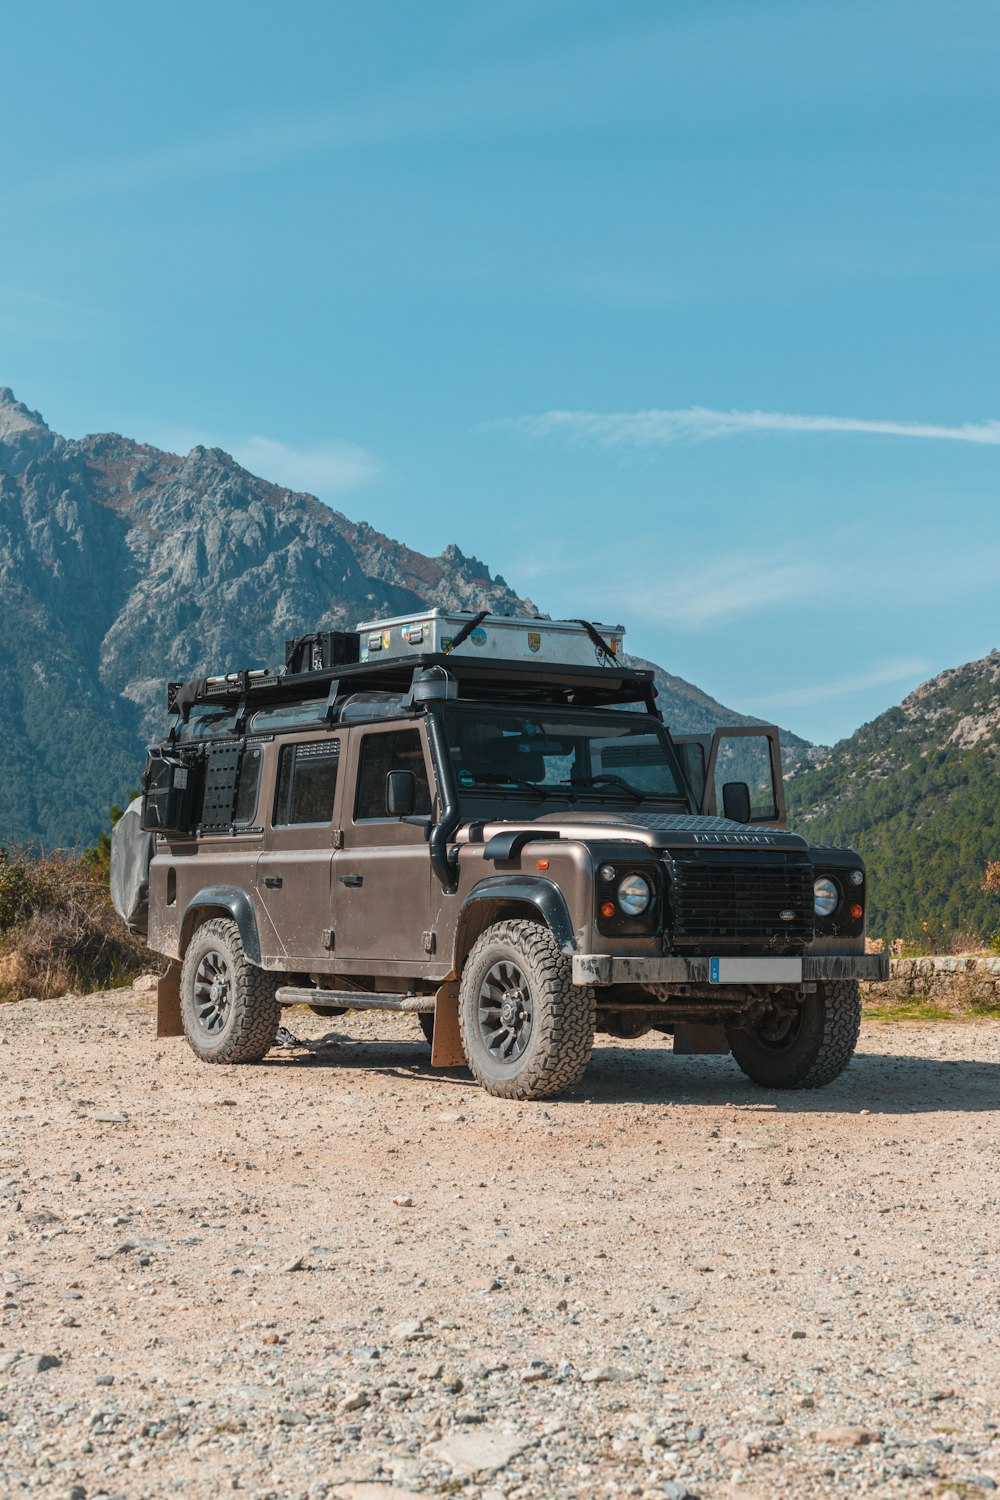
(128, 621, 888, 1099)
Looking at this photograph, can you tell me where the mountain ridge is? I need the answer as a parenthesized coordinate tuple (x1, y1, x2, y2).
(787, 651, 1000, 942)
(1, 386, 812, 845)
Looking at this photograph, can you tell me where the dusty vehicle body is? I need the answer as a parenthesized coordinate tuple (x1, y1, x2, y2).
(119, 611, 888, 1100)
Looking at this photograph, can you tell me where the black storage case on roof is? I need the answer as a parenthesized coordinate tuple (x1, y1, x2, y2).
(284, 630, 360, 675)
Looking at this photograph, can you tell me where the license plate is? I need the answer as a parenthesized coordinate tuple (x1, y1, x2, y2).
(709, 957, 804, 984)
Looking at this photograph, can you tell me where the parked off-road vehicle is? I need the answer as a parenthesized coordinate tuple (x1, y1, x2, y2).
(112, 611, 887, 1100)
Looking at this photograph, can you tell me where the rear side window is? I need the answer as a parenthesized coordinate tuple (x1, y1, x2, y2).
(355, 730, 432, 820)
(233, 745, 264, 825)
(274, 740, 340, 826)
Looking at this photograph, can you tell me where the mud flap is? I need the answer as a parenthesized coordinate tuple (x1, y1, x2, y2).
(156, 962, 183, 1038)
(672, 1022, 730, 1055)
(430, 980, 466, 1068)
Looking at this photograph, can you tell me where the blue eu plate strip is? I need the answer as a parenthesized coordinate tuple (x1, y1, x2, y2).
(709, 957, 720, 984)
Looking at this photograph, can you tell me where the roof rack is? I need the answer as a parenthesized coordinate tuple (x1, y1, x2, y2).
(168, 650, 659, 722)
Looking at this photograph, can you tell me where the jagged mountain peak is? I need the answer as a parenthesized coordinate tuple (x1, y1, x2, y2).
(0, 386, 50, 431)
(0, 387, 59, 474)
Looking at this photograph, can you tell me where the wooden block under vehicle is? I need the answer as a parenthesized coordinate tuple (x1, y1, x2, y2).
(672, 1022, 730, 1055)
(430, 980, 466, 1068)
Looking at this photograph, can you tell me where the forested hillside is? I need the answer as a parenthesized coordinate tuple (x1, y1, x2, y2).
(787, 653, 1000, 944)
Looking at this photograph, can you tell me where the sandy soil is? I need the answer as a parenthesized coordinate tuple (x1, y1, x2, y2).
(1, 992, 998, 1500)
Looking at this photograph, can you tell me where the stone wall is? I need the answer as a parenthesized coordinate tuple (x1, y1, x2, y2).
(864, 956, 1000, 1011)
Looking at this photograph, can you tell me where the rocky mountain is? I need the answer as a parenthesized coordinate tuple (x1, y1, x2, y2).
(0, 387, 812, 846)
(787, 653, 1000, 943)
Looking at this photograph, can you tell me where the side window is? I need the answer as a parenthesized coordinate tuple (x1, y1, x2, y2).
(355, 730, 432, 820)
(677, 742, 707, 805)
(273, 740, 340, 826)
(712, 733, 777, 820)
(233, 745, 264, 826)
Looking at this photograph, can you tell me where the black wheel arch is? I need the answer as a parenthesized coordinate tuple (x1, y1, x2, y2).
(453, 876, 577, 973)
(180, 886, 262, 966)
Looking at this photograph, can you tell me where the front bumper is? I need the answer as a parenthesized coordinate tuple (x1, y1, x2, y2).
(572, 954, 890, 987)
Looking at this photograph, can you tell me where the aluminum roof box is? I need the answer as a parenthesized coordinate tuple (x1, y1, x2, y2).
(354, 610, 625, 668)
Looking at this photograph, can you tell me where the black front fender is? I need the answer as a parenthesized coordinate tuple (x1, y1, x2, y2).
(454, 875, 577, 969)
(180, 886, 262, 966)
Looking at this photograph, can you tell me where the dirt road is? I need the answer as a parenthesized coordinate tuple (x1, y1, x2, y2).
(1, 993, 998, 1499)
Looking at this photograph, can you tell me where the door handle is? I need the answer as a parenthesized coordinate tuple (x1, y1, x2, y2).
(339, 874, 363, 888)
(262, 876, 283, 889)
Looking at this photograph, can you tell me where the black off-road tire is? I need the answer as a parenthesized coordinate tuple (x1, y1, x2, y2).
(180, 917, 281, 1064)
(725, 979, 862, 1089)
(417, 1012, 435, 1047)
(458, 919, 596, 1100)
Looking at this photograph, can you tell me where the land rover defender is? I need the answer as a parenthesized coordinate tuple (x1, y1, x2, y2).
(112, 611, 888, 1100)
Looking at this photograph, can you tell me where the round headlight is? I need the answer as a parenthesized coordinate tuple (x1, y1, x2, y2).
(599, 864, 616, 882)
(618, 873, 652, 917)
(849, 869, 864, 887)
(814, 877, 840, 918)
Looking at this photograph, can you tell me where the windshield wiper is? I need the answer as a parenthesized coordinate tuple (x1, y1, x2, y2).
(467, 771, 548, 799)
(562, 773, 646, 803)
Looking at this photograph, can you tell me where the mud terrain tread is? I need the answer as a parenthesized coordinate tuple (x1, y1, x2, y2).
(727, 978, 862, 1090)
(459, 918, 596, 1101)
(180, 917, 281, 1065)
(797, 979, 862, 1088)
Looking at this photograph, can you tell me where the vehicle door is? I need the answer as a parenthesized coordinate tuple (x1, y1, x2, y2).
(692, 725, 787, 827)
(331, 723, 433, 969)
(254, 732, 344, 966)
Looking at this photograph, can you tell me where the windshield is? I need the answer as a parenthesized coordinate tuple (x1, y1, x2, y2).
(443, 704, 687, 803)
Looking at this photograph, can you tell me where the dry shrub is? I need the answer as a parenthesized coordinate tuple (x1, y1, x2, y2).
(0, 847, 152, 1002)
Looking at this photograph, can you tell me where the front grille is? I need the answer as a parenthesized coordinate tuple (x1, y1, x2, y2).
(667, 850, 814, 954)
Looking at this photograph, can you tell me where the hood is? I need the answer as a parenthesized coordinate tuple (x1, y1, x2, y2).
(458, 809, 808, 852)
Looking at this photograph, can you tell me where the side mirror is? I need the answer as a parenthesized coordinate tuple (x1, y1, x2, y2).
(386, 769, 416, 817)
(722, 781, 752, 824)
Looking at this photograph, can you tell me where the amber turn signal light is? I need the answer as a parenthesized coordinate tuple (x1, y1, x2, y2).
(535, 859, 549, 870)
(849, 902, 863, 920)
(600, 901, 616, 919)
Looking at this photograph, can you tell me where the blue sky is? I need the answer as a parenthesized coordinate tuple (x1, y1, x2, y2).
(1, 0, 997, 745)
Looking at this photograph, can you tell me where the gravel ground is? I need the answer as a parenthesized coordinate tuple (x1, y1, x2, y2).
(1, 991, 998, 1500)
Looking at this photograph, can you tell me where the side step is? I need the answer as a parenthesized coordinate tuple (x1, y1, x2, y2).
(275, 987, 434, 1013)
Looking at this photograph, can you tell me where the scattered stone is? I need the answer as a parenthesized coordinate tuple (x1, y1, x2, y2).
(814, 1426, 879, 1447)
(426, 1428, 526, 1477)
(581, 1365, 619, 1383)
(95, 1374, 115, 1387)
(0, 1352, 62, 1377)
(133, 973, 160, 995)
(333, 1485, 424, 1499)
(93, 1112, 127, 1123)
(281, 1255, 305, 1273)
(388, 1318, 426, 1341)
(392, 1195, 414, 1208)
(339, 1388, 370, 1412)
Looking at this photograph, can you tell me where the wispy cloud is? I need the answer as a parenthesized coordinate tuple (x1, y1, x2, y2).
(502, 406, 1000, 448)
(137, 424, 378, 502)
(580, 548, 828, 629)
(231, 436, 378, 499)
(757, 656, 933, 709)
(0, 23, 669, 214)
